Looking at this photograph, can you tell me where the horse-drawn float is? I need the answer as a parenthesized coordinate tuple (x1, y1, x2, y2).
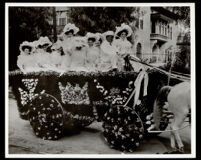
(9, 62, 190, 152)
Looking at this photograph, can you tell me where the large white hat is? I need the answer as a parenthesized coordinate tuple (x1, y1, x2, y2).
(35, 36, 52, 47)
(73, 36, 87, 43)
(51, 40, 62, 50)
(19, 41, 35, 53)
(86, 32, 99, 42)
(115, 23, 133, 37)
(103, 31, 114, 39)
(72, 36, 87, 47)
(62, 23, 79, 36)
(95, 32, 103, 41)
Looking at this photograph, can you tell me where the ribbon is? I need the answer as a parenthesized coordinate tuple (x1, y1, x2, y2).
(133, 69, 149, 108)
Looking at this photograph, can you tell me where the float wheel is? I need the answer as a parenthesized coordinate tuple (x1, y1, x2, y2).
(28, 93, 64, 140)
(102, 105, 144, 152)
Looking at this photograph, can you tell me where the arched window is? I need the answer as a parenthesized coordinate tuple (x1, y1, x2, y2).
(136, 43, 142, 59)
(152, 44, 159, 63)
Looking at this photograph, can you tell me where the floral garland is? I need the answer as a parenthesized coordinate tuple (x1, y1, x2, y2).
(9, 69, 140, 78)
(18, 78, 39, 105)
(93, 78, 134, 106)
(17, 78, 39, 119)
(64, 110, 94, 127)
(58, 82, 90, 105)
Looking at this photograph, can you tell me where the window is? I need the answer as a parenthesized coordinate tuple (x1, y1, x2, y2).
(136, 43, 142, 59)
(59, 18, 66, 26)
(170, 27, 172, 39)
(159, 22, 161, 34)
(135, 19, 139, 29)
(135, 18, 143, 30)
(140, 19, 143, 30)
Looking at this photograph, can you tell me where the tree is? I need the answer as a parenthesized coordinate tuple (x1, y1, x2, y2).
(165, 7, 190, 74)
(68, 7, 140, 36)
(9, 7, 53, 71)
(52, 7, 57, 43)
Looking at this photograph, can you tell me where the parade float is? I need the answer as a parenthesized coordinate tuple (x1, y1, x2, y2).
(9, 58, 190, 152)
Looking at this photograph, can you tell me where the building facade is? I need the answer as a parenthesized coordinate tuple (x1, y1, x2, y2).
(55, 7, 70, 34)
(131, 7, 180, 64)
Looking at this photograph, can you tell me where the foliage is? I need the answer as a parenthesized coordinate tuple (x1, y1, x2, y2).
(165, 7, 190, 74)
(172, 45, 190, 74)
(166, 7, 190, 27)
(68, 7, 140, 36)
(9, 7, 53, 70)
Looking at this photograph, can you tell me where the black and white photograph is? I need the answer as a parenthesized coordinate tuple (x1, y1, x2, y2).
(6, 3, 195, 158)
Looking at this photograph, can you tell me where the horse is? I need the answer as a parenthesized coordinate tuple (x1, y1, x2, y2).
(153, 81, 191, 153)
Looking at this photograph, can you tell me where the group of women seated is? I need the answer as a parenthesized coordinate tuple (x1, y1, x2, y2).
(17, 23, 139, 73)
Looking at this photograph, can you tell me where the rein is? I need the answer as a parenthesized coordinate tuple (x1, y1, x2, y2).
(148, 124, 191, 133)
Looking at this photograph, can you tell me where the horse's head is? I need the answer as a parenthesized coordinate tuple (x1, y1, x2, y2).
(156, 86, 172, 104)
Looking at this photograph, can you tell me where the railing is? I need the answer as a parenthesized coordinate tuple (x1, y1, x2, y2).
(150, 33, 169, 42)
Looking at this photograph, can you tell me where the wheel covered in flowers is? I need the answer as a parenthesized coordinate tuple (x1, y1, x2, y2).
(28, 93, 64, 140)
(102, 105, 144, 152)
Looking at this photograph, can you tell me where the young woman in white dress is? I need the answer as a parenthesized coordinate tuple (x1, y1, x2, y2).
(68, 36, 88, 72)
(85, 33, 100, 72)
(17, 41, 37, 73)
(99, 31, 118, 72)
(59, 23, 80, 70)
(113, 23, 133, 71)
(50, 40, 63, 69)
(33, 36, 53, 71)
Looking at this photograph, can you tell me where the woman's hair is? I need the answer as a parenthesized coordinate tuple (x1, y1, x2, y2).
(117, 29, 128, 37)
(46, 46, 52, 53)
(65, 29, 74, 35)
(88, 37, 96, 42)
(98, 38, 103, 44)
(106, 35, 114, 39)
(22, 45, 32, 52)
(38, 43, 49, 49)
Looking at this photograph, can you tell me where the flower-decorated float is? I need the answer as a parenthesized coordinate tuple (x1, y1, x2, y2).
(9, 23, 190, 152)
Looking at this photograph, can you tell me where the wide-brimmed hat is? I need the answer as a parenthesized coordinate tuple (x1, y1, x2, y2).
(19, 41, 35, 53)
(103, 31, 115, 39)
(62, 23, 79, 36)
(72, 36, 87, 47)
(51, 40, 62, 50)
(115, 23, 133, 37)
(95, 32, 103, 41)
(86, 32, 99, 42)
(35, 36, 52, 47)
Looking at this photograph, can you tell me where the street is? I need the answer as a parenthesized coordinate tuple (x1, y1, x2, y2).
(8, 97, 191, 154)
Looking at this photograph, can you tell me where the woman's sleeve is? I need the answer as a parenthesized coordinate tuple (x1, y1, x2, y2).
(100, 42, 108, 54)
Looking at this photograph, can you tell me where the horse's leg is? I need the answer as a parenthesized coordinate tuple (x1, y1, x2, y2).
(170, 125, 176, 150)
(171, 111, 188, 153)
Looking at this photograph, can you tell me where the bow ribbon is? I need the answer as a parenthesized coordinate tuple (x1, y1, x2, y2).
(133, 70, 149, 108)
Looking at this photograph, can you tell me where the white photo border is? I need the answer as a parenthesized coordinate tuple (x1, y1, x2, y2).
(5, 2, 196, 158)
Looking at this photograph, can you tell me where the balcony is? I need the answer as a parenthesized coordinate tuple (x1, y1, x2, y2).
(150, 33, 169, 42)
(151, 13, 173, 23)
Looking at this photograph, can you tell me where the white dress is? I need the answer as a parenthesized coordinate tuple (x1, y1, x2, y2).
(61, 37, 74, 55)
(99, 41, 118, 72)
(60, 37, 73, 70)
(32, 49, 52, 72)
(113, 38, 132, 71)
(17, 52, 38, 73)
(69, 47, 88, 72)
(86, 46, 100, 72)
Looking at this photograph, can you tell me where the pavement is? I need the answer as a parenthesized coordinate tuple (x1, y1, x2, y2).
(8, 95, 191, 155)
